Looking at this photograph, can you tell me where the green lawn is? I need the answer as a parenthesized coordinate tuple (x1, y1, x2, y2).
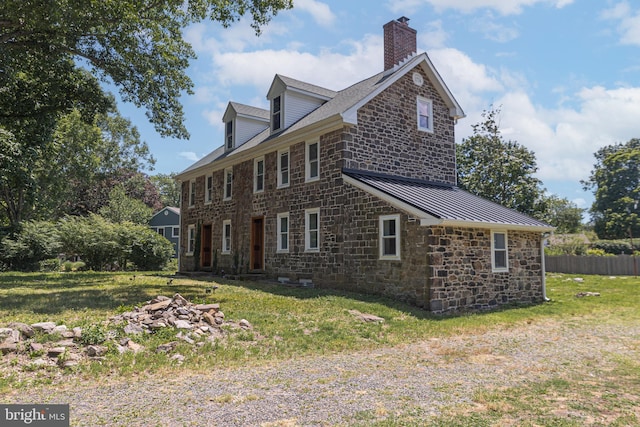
(1, 271, 639, 425)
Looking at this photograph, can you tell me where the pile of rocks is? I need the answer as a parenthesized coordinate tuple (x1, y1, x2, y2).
(0, 293, 253, 370)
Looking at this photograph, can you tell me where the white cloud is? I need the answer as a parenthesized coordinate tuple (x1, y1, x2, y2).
(472, 13, 520, 42)
(179, 152, 203, 162)
(428, 48, 504, 112)
(212, 34, 382, 91)
(487, 86, 640, 183)
(602, 2, 640, 46)
(388, 0, 574, 16)
(418, 20, 449, 49)
(294, 0, 336, 27)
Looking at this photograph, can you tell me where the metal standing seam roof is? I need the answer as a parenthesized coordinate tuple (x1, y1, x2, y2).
(343, 169, 553, 230)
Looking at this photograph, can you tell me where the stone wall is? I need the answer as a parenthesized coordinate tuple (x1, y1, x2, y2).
(178, 62, 545, 313)
(343, 67, 457, 185)
(426, 227, 544, 313)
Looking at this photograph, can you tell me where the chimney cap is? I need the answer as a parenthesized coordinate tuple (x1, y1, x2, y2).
(398, 16, 410, 25)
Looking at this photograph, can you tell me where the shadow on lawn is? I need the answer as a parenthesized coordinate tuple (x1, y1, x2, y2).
(207, 274, 440, 320)
(0, 273, 208, 315)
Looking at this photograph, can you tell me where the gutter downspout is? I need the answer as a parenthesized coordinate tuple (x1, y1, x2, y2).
(541, 232, 551, 301)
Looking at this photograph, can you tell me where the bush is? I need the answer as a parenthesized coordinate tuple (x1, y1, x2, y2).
(591, 240, 635, 255)
(39, 258, 62, 272)
(0, 221, 61, 271)
(129, 227, 174, 271)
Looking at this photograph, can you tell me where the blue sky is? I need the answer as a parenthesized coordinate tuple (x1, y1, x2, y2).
(114, 0, 640, 213)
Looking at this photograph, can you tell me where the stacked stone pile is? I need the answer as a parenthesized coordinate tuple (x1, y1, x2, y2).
(0, 293, 252, 370)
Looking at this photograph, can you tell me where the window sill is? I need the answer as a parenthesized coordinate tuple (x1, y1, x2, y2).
(380, 255, 401, 261)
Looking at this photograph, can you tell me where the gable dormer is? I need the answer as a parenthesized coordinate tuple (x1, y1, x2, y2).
(266, 74, 337, 134)
(222, 102, 269, 152)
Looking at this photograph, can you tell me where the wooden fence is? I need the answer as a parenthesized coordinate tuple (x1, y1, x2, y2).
(545, 255, 639, 276)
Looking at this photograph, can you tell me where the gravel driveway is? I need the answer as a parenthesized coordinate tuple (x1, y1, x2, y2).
(5, 319, 639, 426)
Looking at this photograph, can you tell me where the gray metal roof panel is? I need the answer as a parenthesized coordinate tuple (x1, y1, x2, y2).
(343, 169, 552, 229)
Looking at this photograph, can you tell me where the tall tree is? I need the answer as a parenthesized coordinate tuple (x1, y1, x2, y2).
(582, 138, 640, 239)
(0, 108, 157, 227)
(538, 195, 584, 234)
(1, 0, 292, 139)
(150, 173, 181, 208)
(456, 107, 547, 217)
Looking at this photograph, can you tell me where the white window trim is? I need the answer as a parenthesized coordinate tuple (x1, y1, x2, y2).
(223, 167, 233, 201)
(225, 120, 234, 151)
(305, 139, 320, 182)
(305, 208, 320, 252)
(254, 157, 265, 194)
(491, 230, 509, 272)
(277, 148, 290, 188)
(272, 95, 282, 132)
(188, 180, 196, 208)
(417, 96, 434, 133)
(186, 224, 196, 256)
(172, 227, 180, 238)
(379, 214, 401, 261)
(277, 212, 289, 253)
(222, 220, 231, 254)
(205, 173, 213, 204)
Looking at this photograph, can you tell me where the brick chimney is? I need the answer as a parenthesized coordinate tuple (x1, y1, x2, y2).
(383, 16, 417, 71)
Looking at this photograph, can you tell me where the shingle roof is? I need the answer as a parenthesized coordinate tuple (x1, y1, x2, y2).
(229, 102, 270, 120)
(178, 53, 464, 178)
(276, 75, 337, 99)
(343, 169, 553, 231)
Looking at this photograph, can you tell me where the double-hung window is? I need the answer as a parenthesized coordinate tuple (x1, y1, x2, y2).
(277, 149, 290, 188)
(222, 220, 231, 254)
(306, 140, 320, 182)
(188, 180, 196, 207)
(305, 208, 320, 252)
(277, 212, 289, 253)
(225, 121, 234, 150)
(379, 214, 401, 260)
(491, 231, 508, 272)
(272, 96, 282, 131)
(187, 225, 196, 255)
(205, 174, 213, 204)
(254, 157, 265, 193)
(417, 96, 433, 132)
(224, 167, 233, 200)
(172, 227, 180, 238)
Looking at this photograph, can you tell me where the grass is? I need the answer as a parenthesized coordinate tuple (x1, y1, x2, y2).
(0, 271, 639, 425)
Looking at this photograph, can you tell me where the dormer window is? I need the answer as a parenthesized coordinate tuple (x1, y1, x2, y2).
(225, 121, 234, 150)
(272, 96, 282, 131)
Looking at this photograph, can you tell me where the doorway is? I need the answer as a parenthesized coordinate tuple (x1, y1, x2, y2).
(201, 224, 212, 269)
(251, 217, 264, 271)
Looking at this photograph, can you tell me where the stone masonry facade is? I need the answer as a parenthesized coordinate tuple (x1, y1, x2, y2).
(179, 58, 546, 313)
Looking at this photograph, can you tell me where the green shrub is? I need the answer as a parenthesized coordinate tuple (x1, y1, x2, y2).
(0, 221, 61, 271)
(585, 248, 607, 256)
(39, 258, 62, 272)
(591, 240, 635, 255)
(78, 323, 108, 346)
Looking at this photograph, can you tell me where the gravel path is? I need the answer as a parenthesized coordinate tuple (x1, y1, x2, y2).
(5, 319, 640, 426)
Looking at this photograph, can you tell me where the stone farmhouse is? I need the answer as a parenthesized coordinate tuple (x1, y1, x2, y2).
(176, 17, 554, 313)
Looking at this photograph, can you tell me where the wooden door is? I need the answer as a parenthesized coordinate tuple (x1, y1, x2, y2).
(251, 217, 264, 271)
(201, 224, 212, 268)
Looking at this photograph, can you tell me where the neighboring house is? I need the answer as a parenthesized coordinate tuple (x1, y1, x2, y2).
(150, 207, 180, 258)
(176, 17, 554, 313)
